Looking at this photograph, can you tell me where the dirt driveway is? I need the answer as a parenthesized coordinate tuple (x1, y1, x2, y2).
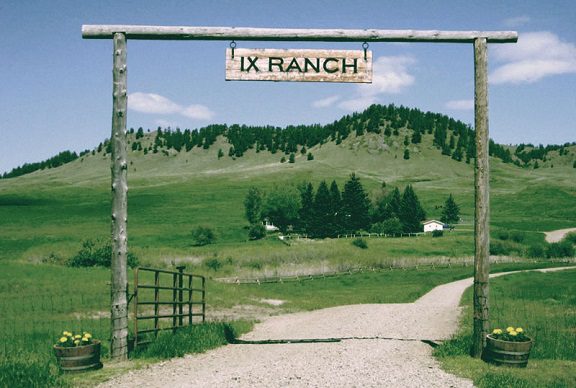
(99, 267, 574, 387)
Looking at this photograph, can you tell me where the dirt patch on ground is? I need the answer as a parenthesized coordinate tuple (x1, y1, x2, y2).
(544, 227, 576, 243)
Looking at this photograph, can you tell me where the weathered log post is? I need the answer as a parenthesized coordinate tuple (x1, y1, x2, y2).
(472, 37, 490, 358)
(110, 32, 129, 360)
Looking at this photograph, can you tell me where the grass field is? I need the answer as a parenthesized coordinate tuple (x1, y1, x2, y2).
(1, 132, 574, 268)
(435, 269, 576, 387)
(0, 128, 574, 386)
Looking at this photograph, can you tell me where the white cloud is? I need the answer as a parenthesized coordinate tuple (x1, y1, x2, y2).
(446, 99, 474, 110)
(359, 56, 415, 96)
(181, 104, 215, 120)
(503, 15, 531, 28)
(491, 31, 576, 84)
(337, 55, 415, 111)
(312, 95, 341, 108)
(128, 92, 214, 120)
(129, 92, 182, 114)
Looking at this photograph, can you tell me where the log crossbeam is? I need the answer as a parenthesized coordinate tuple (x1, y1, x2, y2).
(82, 25, 517, 43)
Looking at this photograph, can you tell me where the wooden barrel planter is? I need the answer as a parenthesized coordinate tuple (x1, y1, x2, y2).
(53, 340, 103, 372)
(483, 335, 533, 368)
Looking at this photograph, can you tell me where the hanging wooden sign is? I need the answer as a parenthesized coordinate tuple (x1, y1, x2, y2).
(226, 48, 372, 83)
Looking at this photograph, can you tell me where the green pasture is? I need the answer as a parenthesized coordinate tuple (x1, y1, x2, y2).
(435, 269, 576, 387)
(1, 133, 575, 268)
(0, 259, 574, 386)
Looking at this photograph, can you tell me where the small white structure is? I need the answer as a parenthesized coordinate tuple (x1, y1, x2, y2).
(423, 220, 444, 233)
(264, 219, 279, 232)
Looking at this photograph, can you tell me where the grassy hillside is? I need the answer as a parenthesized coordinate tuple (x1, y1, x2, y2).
(0, 111, 575, 272)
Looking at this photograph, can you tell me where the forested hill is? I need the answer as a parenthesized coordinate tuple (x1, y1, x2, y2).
(3, 104, 575, 179)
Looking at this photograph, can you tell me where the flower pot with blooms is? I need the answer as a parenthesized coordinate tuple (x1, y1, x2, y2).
(53, 331, 103, 372)
(483, 326, 533, 368)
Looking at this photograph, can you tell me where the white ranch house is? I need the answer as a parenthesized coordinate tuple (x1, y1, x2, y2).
(423, 220, 445, 233)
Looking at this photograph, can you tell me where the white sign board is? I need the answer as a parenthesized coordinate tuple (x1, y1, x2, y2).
(226, 48, 372, 83)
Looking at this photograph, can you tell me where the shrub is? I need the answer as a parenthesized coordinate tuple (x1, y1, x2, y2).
(191, 226, 216, 246)
(498, 231, 509, 240)
(248, 223, 266, 240)
(352, 238, 368, 249)
(204, 257, 222, 272)
(67, 239, 139, 268)
(510, 231, 525, 243)
(563, 232, 576, 244)
(546, 240, 575, 258)
(526, 244, 546, 258)
(490, 240, 511, 256)
(370, 218, 402, 235)
(432, 230, 443, 238)
(245, 260, 263, 270)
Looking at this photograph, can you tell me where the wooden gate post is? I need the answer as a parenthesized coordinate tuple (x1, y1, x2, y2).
(110, 32, 129, 360)
(472, 37, 490, 358)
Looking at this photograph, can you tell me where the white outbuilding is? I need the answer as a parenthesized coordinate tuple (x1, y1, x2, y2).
(264, 219, 279, 232)
(423, 220, 444, 233)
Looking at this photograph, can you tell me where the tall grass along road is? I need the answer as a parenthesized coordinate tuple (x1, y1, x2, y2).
(98, 266, 574, 387)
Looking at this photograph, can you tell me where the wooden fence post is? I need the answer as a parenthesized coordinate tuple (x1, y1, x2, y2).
(177, 265, 185, 327)
(472, 37, 490, 358)
(110, 32, 129, 360)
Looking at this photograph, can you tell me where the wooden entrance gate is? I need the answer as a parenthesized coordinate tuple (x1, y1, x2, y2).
(133, 266, 205, 350)
(82, 24, 517, 359)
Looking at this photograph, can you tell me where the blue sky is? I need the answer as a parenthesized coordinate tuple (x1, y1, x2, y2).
(1, 0, 575, 174)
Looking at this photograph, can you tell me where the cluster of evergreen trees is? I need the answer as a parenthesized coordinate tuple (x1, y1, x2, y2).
(5, 104, 574, 180)
(244, 174, 435, 238)
(147, 103, 522, 166)
(513, 142, 576, 167)
(1, 150, 87, 179)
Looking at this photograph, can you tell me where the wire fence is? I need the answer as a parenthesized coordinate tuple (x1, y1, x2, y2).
(215, 257, 576, 284)
(0, 293, 110, 357)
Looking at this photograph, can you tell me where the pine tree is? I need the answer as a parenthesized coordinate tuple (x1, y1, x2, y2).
(341, 173, 371, 233)
(289, 153, 295, 163)
(411, 130, 422, 144)
(298, 182, 315, 233)
(440, 194, 460, 224)
(311, 181, 332, 237)
(403, 149, 410, 160)
(328, 180, 343, 236)
(399, 185, 426, 233)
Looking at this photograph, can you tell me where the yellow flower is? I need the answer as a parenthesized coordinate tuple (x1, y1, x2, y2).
(74, 340, 80, 345)
(74, 334, 82, 339)
(83, 333, 92, 339)
(59, 337, 68, 343)
(82, 337, 89, 342)
(492, 329, 503, 335)
(63, 331, 72, 337)
(509, 330, 518, 336)
(516, 327, 523, 333)
(506, 326, 515, 332)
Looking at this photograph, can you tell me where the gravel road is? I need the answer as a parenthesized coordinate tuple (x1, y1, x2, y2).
(544, 227, 576, 243)
(99, 267, 574, 388)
